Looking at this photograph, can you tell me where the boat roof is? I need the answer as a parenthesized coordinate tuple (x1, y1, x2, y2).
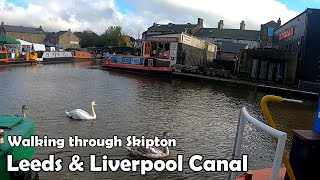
(0, 116, 34, 155)
(0, 116, 23, 129)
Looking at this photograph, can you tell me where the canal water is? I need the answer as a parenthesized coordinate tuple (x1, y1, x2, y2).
(0, 62, 317, 180)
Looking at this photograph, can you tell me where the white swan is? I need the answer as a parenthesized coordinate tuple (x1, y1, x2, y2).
(65, 101, 97, 120)
(125, 131, 171, 159)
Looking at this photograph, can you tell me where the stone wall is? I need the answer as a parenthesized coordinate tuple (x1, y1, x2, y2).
(238, 49, 252, 78)
(57, 31, 80, 49)
(260, 21, 280, 48)
(6, 32, 46, 43)
(179, 43, 214, 67)
(217, 52, 236, 61)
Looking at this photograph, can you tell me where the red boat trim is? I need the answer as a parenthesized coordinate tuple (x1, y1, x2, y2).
(101, 63, 172, 72)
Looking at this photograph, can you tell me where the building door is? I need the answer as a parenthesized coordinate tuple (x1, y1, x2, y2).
(251, 59, 259, 78)
(250, 59, 285, 82)
(275, 63, 284, 82)
(259, 60, 268, 80)
(267, 62, 275, 81)
(267, 62, 284, 82)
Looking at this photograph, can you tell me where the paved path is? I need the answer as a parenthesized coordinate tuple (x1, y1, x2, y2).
(172, 72, 318, 99)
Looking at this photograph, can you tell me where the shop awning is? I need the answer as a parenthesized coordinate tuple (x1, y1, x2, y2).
(33, 43, 46, 51)
(0, 34, 19, 44)
(16, 39, 32, 46)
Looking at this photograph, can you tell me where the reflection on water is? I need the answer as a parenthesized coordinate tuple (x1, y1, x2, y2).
(0, 63, 316, 180)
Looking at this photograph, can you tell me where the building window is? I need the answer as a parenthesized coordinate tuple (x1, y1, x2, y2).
(267, 27, 274, 37)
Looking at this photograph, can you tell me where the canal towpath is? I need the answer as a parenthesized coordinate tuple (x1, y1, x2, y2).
(172, 72, 319, 100)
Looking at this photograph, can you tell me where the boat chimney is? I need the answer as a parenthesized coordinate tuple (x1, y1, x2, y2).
(277, 18, 281, 27)
(0, 129, 4, 144)
(218, 20, 224, 29)
(240, 20, 245, 31)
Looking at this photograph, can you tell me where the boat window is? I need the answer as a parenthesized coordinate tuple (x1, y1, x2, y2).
(0, 52, 7, 59)
(150, 42, 170, 59)
(151, 42, 157, 56)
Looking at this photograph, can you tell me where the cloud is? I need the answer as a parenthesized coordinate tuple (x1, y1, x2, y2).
(0, 0, 300, 38)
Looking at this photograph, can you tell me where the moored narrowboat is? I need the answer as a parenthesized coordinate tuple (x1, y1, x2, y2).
(40, 51, 74, 64)
(0, 106, 37, 180)
(0, 50, 9, 64)
(101, 55, 173, 77)
(71, 50, 93, 61)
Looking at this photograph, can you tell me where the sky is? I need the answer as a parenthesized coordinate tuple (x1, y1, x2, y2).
(0, 0, 319, 39)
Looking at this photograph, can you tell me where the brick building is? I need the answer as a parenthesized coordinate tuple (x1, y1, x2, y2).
(48, 29, 80, 49)
(0, 22, 46, 43)
(259, 18, 282, 48)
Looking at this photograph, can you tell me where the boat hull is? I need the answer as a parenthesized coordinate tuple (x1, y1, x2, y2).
(41, 57, 74, 64)
(101, 63, 172, 77)
(73, 50, 93, 60)
(0, 116, 36, 180)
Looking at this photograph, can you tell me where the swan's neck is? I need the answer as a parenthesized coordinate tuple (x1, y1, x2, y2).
(22, 110, 26, 118)
(91, 104, 96, 119)
(163, 146, 169, 155)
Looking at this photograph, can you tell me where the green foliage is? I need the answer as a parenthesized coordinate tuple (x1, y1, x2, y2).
(76, 26, 133, 48)
(75, 29, 100, 48)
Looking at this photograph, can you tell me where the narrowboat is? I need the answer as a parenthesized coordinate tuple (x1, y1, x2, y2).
(39, 51, 74, 64)
(0, 106, 38, 180)
(0, 50, 9, 64)
(101, 55, 173, 77)
(71, 50, 93, 61)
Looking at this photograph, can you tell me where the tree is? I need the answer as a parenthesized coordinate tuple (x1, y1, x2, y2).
(76, 29, 100, 48)
(100, 26, 132, 47)
(76, 26, 132, 48)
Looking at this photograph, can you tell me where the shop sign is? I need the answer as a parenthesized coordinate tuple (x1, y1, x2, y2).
(144, 41, 151, 56)
(170, 42, 178, 60)
(146, 37, 179, 42)
(278, 27, 295, 41)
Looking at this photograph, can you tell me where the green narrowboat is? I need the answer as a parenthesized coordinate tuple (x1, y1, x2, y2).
(0, 106, 37, 180)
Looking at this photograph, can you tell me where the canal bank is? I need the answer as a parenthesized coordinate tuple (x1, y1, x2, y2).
(172, 72, 318, 100)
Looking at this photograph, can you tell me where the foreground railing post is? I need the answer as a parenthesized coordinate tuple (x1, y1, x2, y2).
(229, 107, 288, 180)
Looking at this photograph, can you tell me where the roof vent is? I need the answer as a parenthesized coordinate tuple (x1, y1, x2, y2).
(240, 20, 245, 30)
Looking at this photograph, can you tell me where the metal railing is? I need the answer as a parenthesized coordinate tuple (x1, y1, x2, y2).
(229, 107, 288, 180)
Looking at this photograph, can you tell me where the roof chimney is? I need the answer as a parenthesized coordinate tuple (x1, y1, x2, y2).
(218, 20, 224, 29)
(1, 22, 4, 26)
(240, 20, 245, 30)
(197, 18, 203, 27)
(277, 18, 281, 27)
